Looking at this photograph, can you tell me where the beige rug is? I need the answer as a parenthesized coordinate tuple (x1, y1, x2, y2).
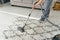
(3, 16, 60, 40)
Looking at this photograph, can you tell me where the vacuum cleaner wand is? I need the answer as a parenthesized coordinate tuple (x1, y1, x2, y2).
(17, 10, 33, 32)
(17, 3, 43, 32)
(17, 1, 38, 32)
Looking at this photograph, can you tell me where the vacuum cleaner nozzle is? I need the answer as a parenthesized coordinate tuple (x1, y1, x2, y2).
(17, 27, 25, 32)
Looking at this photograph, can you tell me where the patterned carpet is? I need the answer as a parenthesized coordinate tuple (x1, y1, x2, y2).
(3, 16, 60, 40)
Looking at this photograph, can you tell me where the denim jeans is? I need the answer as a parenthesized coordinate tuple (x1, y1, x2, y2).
(41, 0, 52, 21)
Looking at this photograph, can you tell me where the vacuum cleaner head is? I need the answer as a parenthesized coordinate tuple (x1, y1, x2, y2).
(17, 27, 25, 32)
(52, 34, 60, 40)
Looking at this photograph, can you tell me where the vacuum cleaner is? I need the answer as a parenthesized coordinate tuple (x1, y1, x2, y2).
(17, 1, 38, 32)
(17, 10, 33, 32)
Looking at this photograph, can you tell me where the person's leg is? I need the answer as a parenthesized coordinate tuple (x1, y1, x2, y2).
(40, 0, 52, 21)
(45, 8, 50, 18)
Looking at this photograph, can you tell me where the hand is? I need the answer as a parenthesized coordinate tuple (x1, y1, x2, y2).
(32, 5, 35, 10)
(32, 1, 38, 10)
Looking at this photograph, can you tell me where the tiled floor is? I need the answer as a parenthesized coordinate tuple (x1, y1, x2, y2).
(0, 3, 60, 40)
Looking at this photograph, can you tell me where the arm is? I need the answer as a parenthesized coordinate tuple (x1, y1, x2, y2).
(34, 0, 43, 6)
(32, 0, 43, 10)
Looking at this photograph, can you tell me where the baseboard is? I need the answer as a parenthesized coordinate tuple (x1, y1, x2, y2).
(11, 5, 44, 10)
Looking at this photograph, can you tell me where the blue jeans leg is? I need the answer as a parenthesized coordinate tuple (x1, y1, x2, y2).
(41, 0, 52, 21)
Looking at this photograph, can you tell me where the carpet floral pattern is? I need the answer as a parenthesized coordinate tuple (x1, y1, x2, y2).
(3, 17, 60, 40)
